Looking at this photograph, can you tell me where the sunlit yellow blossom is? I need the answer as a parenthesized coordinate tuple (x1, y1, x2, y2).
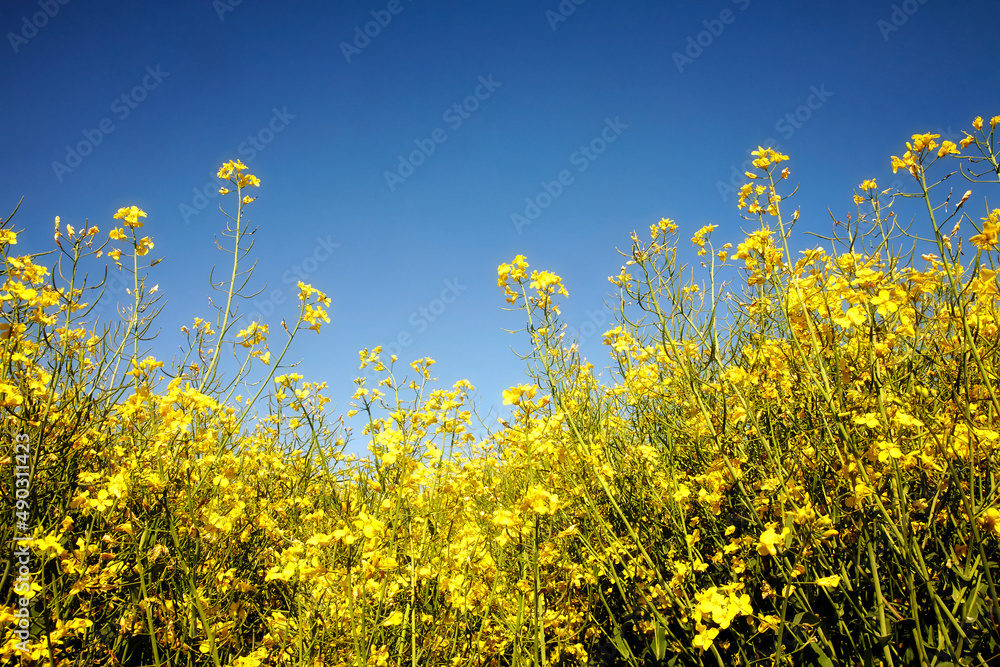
(750, 146, 790, 170)
(908, 132, 940, 152)
(651, 217, 678, 238)
(980, 508, 1000, 538)
(217, 159, 248, 179)
(113, 205, 147, 228)
(970, 210, 1000, 249)
(692, 626, 719, 651)
(33, 533, 65, 555)
(382, 610, 405, 627)
(890, 152, 917, 175)
(937, 140, 960, 158)
(135, 236, 154, 256)
(757, 525, 787, 557)
(238, 173, 261, 188)
(691, 224, 717, 255)
(502, 384, 538, 406)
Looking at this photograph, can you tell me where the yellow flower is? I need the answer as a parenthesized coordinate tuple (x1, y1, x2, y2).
(492, 509, 519, 528)
(992, 116, 1000, 129)
(757, 524, 787, 557)
(238, 173, 261, 188)
(981, 508, 1000, 538)
(908, 132, 940, 153)
(815, 575, 841, 589)
(692, 625, 719, 651)
(973, 116, 984, 130)
(382, 610, 405, 627)
(528, 270, 568, 299)
(297, 281, 331, 306)
(970, 210, 999, 250)
(502, 384, 538, 406)
(217, 159, 248, 179)
(135, 236, 154, 257)
(890, 152, 917, 175)
(651, 217, 678, 238)
(113, 205, 147, 228)
(937, 140, 960, 158)
(231, 652, 266, 667)
(497, 255, 529, 285)
(750, 146, 790, 170)
(109, 227, 126, 241)
(34, 533, 65, 555)
(691, 224, 717, 251)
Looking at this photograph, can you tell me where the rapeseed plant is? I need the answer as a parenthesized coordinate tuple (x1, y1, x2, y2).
(3, 116, 1000, 666)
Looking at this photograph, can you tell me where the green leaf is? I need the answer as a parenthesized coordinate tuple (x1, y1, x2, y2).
(803, 643, 834, 667)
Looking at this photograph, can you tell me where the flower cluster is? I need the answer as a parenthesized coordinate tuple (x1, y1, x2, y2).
(4, 121, 1000, 667)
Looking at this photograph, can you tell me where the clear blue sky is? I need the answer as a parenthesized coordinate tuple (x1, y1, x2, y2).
(4, 0, 1000, 451)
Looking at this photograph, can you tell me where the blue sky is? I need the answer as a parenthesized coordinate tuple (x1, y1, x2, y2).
(4, 0, 1000, 451)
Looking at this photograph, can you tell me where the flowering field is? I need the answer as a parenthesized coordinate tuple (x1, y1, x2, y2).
(3, 119, 1000, 666)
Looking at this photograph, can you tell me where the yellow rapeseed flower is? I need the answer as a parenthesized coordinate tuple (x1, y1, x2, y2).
(981, 508, 1000, 538)
(382, 610, 405, 627)
(135, 236, 154, 256)
(937, 140, 960, 158)
(113, 205, 147, 228)
(651, 217, 678, 238)
(502, 384, 538, 406)
(970, 210, 1000, 250)
(217, 159, 248, 179)
(757, 524, 787, 557)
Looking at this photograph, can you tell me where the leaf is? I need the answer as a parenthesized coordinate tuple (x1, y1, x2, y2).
(651, 620, 667, 660)
(803, 643, 835, 667)
(793, 611, 822, 626)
